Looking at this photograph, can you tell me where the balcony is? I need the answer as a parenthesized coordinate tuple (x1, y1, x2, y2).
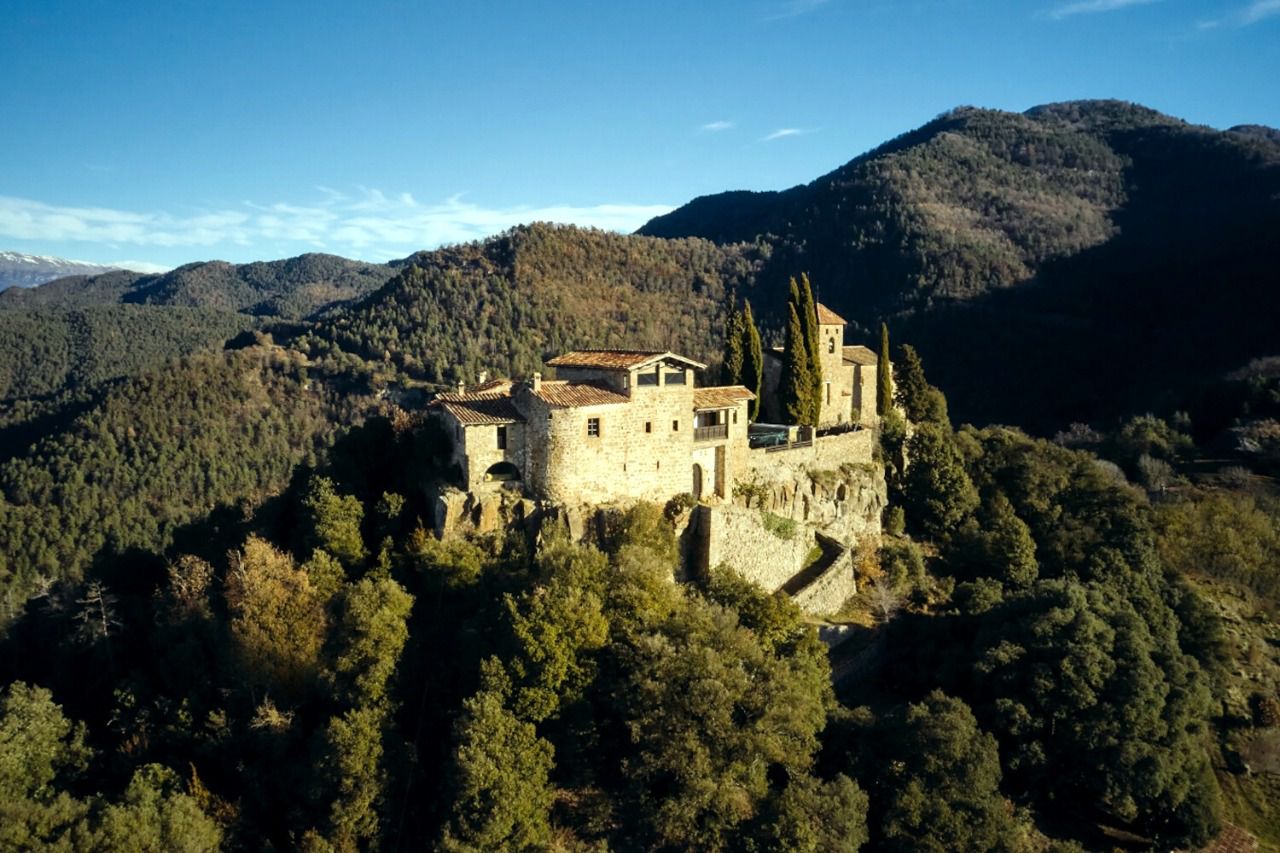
(694, 423, 728, 442)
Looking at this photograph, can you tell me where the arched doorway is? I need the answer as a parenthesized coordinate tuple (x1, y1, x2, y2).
(692, 464, 704, 500)
(484, 461, 520, 482)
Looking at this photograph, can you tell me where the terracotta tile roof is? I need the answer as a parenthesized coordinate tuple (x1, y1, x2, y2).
(816, 303, 847, 325)
(431, 393, 522, 426)
(468, 377, 514, 394)
(534, 380, 630, 408)
(546, 350, 707, 371)
(693, 385, 756, 410)
(842, 345, 878, 366)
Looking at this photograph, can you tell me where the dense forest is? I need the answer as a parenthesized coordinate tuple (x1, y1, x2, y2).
(1, 97, 1279, 849)
(0, 253, 395, 321)
(641, 100, 1280, 430)
(4, 345, 1276, 849)
(314, 224, 766, 388)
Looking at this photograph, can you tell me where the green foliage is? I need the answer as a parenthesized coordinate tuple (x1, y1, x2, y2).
(760, 511, 798, 541)
(901, 422, 979, 539)
(1156, 491, 1280, 613)
(751, 773, 869, 853)
(89, 763, 223, 852)
(780, 295, 813, 425)
(720, 307, 744, 385)
(301, 475, 367, 568)
(0, 306, 253, 401)
(610, 596, 832, 850)
(504, 563, 609, 722)
(894, 344, 948, 426)
(440, 670, 555, 852)
(331, 576, 414, 705)
(316, 224, 763, 386)
(953, 492, 1039, 589)
(0, 347, 359, 618)
(741, 300, 764, 420)
(225, 536, 328, 701)
(0, 682, 91, 804)
(877, 322, 892, 417)
(878, 692, 1017, 853)
(797, 273, 823, 421)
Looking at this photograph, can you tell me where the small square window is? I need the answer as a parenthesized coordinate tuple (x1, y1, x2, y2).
(497, 426, 508, 449)
(672, 419, 680, 432)
(587, 417, 600, 437)
(645, 421, 652, 433)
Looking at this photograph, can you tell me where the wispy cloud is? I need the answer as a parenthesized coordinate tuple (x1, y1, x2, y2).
(0, 191, 675, 262)
(1191, 0, 1280, 30)
(1242, 0, 1280, 23)
(762, 0, 831, 21)
(762, 127, 814, 141)
(1048, 0, 1160, 20)
(699, 120, 735, 133)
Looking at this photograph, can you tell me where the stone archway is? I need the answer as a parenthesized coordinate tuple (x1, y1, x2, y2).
(484, 461, 520, 482)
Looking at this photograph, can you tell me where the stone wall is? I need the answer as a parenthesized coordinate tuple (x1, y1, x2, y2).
(458, 422, 527, 492)
(697, 503, 819, 592)
(789, 548, 857, 614)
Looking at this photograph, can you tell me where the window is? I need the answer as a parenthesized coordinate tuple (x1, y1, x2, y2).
(733, 410, 738, 424)
(645, 421, 652, 433)
(672, 419, 680, 432)
(825, 382, 831, 404)
(666, 369, 687, 385)
(587, 417, 600, 437)
(497, 426, 507, 449)
(638, 370, 659, 386)
(828, 338, 836, 354)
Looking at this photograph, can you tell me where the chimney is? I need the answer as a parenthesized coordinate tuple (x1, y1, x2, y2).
(456, 380, 466, 395)
(532, 371, 542, 393)
(478, 370, 489, 384)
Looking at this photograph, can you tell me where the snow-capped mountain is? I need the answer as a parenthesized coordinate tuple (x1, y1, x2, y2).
(0, 252, 125, 290)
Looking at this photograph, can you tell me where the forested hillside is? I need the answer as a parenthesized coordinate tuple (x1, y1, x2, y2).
(641, 100, 1280, 430)
(314, 224, 766, 386)
(0, 306, 254, 400)
(0, 253, 394, 321)
(0, 346, 383, 620)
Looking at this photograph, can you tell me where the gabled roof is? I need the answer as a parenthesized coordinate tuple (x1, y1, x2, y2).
(842, 345, 878, 366)
(816, 303, 847, 325)
(468, 377, 514, 395)
(546, 349, 707, 371)
(430, 392, 522, 426)
(693, 385, 756, 411)
(534, 380, 630, 408)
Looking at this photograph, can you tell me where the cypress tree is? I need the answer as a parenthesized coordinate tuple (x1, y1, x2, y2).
(781, 299, 813, 425)
(877, 322, 892, 416)
(721, 308, 745, 386)
(797, 274, 823, 423)
(741, 300, 764, 421)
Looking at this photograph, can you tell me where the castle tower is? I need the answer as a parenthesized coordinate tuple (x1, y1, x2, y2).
(815, 303, 853, 426)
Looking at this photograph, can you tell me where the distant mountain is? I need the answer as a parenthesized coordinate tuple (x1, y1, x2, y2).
(639, 100, 1280, 430)
(0, 252, 123, 290)
(0, 252, 396, 320)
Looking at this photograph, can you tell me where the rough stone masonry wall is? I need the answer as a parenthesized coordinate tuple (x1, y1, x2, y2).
(696, 503, 818, 589)
(533, 386, 697, 504)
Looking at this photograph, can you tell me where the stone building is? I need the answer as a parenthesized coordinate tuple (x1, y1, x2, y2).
(429, 350, 754, 505)
(759, 302, 881, 428)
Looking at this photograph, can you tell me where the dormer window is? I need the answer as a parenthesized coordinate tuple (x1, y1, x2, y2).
(666, 369, 687, 385)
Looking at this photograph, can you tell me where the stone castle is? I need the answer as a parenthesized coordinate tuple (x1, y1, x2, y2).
(427, 302, 887, 614)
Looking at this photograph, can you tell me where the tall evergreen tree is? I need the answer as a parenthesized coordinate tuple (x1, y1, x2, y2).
(740, 300, 764, 421)
(721, 308, 745, 386)
(780, 294, 813, 426)
(877, 322, 892, 416)
(797, 274, 823, 423)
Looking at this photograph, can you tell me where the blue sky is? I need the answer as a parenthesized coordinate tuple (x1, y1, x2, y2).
(1, 0, 1277, 271)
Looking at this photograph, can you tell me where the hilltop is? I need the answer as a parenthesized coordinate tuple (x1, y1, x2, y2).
(0, 252, 125, 290)
(641, 100, 1280, 429)
(0, 252, 395, 320)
